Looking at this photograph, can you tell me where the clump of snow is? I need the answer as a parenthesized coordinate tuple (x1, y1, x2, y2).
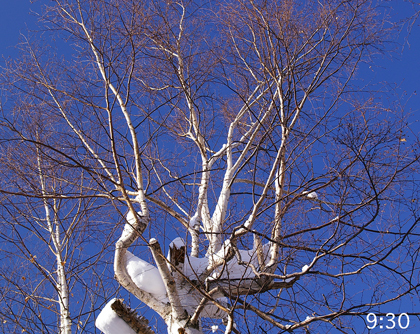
(209, 243, 270, 280)
(125, 251, 167, 300)
(303, 191, 318, 199)
(183, 256, 209, 279)
(186, 250, 259, 280)
(189, 213, 200, 228)
(211, 325, 218, 332)
(189, 242, 271, 281)
(171, 288, 227, 319)
(202, 297, 228, 318)
(95, 298, 136, 334)
(169, 237, 185, 249)
(215, 249, 254, 279)
(301, 265, 309, 273)
(119, 210, 142, 241)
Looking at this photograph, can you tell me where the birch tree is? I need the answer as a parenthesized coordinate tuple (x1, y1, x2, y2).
(0, 112, 115, 333)
(1, 0, 419, 333)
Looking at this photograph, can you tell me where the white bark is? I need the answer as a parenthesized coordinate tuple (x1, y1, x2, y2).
(149, 239, 185, 320)
(36, 145, 71, 334)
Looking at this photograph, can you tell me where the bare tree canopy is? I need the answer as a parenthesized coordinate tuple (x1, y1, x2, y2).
(1, 0, 419, 333)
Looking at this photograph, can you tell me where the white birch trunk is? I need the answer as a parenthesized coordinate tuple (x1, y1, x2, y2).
(36, 146, 72, 334)
(56, 247, 72, 334)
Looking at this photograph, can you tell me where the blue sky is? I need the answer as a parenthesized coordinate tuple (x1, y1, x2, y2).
(1, 1, 418, 120)
(0, 1, 41, 59)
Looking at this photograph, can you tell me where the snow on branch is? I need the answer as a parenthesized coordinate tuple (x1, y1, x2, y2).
(302, 191, 318, 200)
(125, 251, 168, 301)
(96, 298, 155, 334)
